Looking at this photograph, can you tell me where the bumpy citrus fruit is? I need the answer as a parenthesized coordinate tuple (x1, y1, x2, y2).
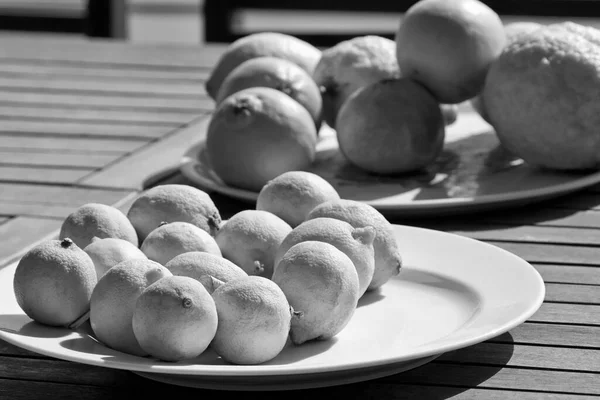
(313, 35, 400, 127)
(205, 32, 321, 100)
(307, 199, 403, 290)
(471, 21, 543, 122)
(482, 22, 600, 170)
(13, 238, 97, 327)
(126, 184, 222, 242)
(59, 203, 138, 249)
(164, 251, 248, 293)
(256, 170, 340, 228)
(211, 275, 293, 364)
(206, 87, 318, 192)
(395, 0, 506, 103)
(84, 237, 147, 280)
(336, 78, 444, 174)
(274, 217, 375, 297)
(140, 221, 221, 266)
(89, 258, 172, 356)
(132, 275, 218, 362)
(272, 241, 359, 345)
(216, 56, 323, 129)
(215, 209, 292, 279)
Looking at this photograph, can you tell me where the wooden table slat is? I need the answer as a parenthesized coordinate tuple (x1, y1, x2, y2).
(0, 36, 226, 68)
(476, 206, 600, 229)
(82, 116, 209, 189)
(0, 91, 213, 112)
(0, 60, 209, 82)
(0, 183, 135, 207)
(533, 264, 600, 285)
(544, 283, 600, 304)
(0, 105, 201, 125)
(0, 119, 180, 139)
(531, 303, 600, 325)
(0, 134, 146, 154)
(0, 166, 91, 184)
(390, 362, 600, 395)
(438, 342, 600, 372)
(493, 323, 600, 348)
(0, 201, 93, 219)
(485, 241, 600, 266)
(427, 222, 600, 246)
(0, 217, 62, 267)
(0, 76, 206, 98)
(0, 150, 120, 169)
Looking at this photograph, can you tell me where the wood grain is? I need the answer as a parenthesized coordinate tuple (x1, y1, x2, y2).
(0, 76, 205, 97)
(0, 378, 597, 400)
(390, 363, 600, 395)
(0, 134, 145, 154)
(0, 150, 120, 169)
(0, 35, 225, 68)
(477, 207, 600, 228)
(0, 91, 213, 112)
(494, 323, 600, 348)
(485, 241, 600, 266)
(533, 264, 600, 285)
(0, 217, 61, 267)
(544, 283, 600, 304)
(531, 303, 600, 325)
(82, 115, 210, 189)
(438, 342, 600, 372)
(0, 60, 209, 82)
(0, 183, 135, 207)
(0, 166, 91, 184)
(0, 119, 178, 139)
(0, 105, 200, 125)
(429, 223, 600, 246)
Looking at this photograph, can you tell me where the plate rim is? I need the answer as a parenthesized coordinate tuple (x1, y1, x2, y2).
(0, 224, 545, 378)
(179, 139, 600, 212)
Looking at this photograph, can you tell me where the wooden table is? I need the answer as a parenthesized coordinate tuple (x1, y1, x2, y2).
(0, 33, 599, 399)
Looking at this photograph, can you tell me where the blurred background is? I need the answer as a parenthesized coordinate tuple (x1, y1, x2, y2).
(0, 0, 599, 46)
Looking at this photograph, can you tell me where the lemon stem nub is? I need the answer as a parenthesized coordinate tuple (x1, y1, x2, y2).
(290, 306, 304, 319)
(60, 238, 74, 248)
(68, 309, 90, 330)
(253, 261, 265, 275)
(182, 298, 193, 308)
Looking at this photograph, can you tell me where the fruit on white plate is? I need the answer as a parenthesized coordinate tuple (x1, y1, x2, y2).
(216, 56, 323, 130)
(83, 237, 147, 280)
(307, 199, 403, 291)
(140, 221, 221, 265)
(126, 184, 222, 242)
(336, 78, 445, 174)
(205, 32, 321, 100)
(211, 275, 294, 364)
(206, 87, 318, 192)
(216, 209, 292, 279)
(312, 35, 400, 128)
(59, 203, 138, 249)
(13, 238, 97, 328)
(89, 258, 172, 356)
(482, 21, 600, 170)
(395, 0, 506, 103)
(164, 251, 248, 293)
(274, 217, 375, 298)
(132, 275, 218, 362)
(256, 170, 341, 228)
(272, 240, 359, 345)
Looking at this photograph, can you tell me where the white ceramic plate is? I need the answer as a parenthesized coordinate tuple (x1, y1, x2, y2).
(0, 225, 545, 391)
(179, 112, 600, 216)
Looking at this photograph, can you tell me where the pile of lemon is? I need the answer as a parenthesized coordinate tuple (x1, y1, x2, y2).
(13, 170, 402, 365)
(205, 0, 600, 188)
